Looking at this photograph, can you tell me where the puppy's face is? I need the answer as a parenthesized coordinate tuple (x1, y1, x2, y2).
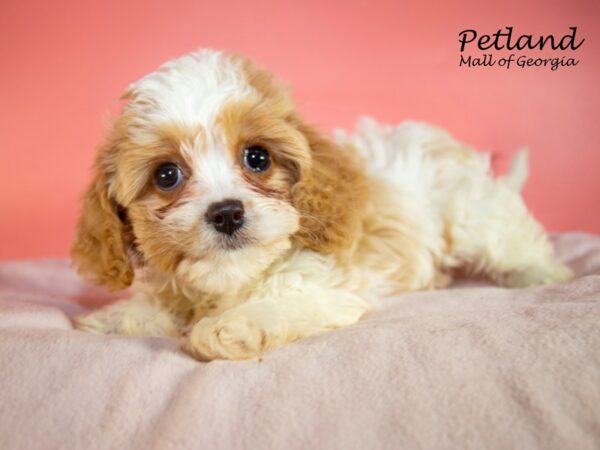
(72, 50, 365, 294)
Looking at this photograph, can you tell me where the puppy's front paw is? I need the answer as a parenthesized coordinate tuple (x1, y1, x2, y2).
(74, 311, 122, 335)
(74, 300, 179, 337)
(183, 315, 267, 361)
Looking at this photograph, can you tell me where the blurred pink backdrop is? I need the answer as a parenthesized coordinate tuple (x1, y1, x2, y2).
(1, 0, 598, 259)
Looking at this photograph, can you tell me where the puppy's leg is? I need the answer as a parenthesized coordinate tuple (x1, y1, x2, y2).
(450, 181, 572, 288)
(75, 293, 180, 337)
(183, 280, 371, 361)
(483, 218, 573, 289)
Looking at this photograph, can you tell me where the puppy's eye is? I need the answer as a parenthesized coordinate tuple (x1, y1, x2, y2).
(154, 163, 183, 191)
(243, 146, 271, 173)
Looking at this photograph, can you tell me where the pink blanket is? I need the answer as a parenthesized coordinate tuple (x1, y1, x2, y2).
(1, 233, 599, 449)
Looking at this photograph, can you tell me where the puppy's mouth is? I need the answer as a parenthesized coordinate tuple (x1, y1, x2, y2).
(215, 230, 255, 251)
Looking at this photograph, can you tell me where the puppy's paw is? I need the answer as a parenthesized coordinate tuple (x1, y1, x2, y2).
(74, 301, 179, 337)
(500, 261, 574, 288)
(183, 315, 267, 361)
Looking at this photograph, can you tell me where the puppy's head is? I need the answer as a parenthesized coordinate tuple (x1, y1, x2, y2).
(72, 50, 366, 294)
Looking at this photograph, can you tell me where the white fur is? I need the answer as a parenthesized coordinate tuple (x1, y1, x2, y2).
(127, 50, 253, 129)
(337, 118, 571, 287)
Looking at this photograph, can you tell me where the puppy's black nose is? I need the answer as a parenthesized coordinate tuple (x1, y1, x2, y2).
(205, 199, 245, 235)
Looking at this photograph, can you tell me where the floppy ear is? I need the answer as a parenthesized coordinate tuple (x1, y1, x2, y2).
(291, 122, 368, 256)
(71, 161, 134, 290)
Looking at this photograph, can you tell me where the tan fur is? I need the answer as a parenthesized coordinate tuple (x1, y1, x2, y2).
(71, 152, 133, 290)
(291, 122, 369, 258)
(215, 97, 307, 200)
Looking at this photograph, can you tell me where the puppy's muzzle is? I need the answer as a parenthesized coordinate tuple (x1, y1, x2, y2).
(206, 199, 245, 235)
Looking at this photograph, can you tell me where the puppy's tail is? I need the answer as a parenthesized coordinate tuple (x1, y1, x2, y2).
(499, 148, 529, 193)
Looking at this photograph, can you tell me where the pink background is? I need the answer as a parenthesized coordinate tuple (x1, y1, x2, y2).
(1, 0, 598, 259)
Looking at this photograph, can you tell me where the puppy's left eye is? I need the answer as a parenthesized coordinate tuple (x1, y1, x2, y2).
(243, 146, 271, 173)
(154, 163, 183, 191)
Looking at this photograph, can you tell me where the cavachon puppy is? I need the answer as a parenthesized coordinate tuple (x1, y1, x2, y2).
(72, 49, 572, 360)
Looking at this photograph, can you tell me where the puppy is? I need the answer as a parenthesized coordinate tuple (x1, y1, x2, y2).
(72, 49, 572, 360)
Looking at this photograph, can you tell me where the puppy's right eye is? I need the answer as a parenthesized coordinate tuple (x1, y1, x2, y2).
(154, 163, 183, 191)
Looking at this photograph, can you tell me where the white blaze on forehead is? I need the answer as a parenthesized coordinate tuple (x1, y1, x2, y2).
(126, 49, 254, 127)
(197, 136, 239, 194)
